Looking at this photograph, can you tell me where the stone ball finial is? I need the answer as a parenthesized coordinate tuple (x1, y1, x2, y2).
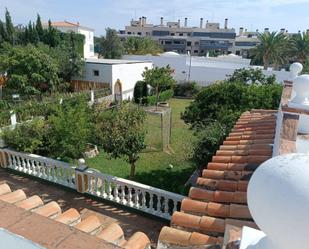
(289, 62, 303, 79)
(289, 74, 309, 110)
(78, 158, 86, 165)
(247, 154, 309, 249)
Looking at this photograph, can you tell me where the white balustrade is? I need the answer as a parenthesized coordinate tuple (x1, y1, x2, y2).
(1, 149, 76, 189)
(83, 169, 184, 220)
(0, 149, 185, 220)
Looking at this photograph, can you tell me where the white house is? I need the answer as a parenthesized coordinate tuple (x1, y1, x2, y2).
(72, 58, 153, 101)
(44, 21, 95, 58)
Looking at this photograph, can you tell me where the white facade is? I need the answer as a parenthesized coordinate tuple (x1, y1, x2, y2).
(123, 54, 290, 85)
(44, 21, 95, 58)
(75, 59, 153, 100)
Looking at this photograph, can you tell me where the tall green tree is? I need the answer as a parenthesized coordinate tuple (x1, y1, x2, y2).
(99, 28, 124, 59)
(0, 20, 6, 43)
(252, 31, 289, 69)
(142, 66, 176, 107)
(96, 103, 146, 178)
(4, 8, 15, 45)
(35, 14, 44, 41)
(291, 32, 309, 63)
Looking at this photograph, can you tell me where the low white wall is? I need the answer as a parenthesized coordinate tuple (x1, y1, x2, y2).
(112, 62, 153, 100)
(123, 55, 290, 85)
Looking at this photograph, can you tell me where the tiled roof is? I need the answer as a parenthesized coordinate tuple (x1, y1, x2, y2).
(158, 109, 277, 248)
(50, 21, 80, 27)
(0, 183, 151, 249)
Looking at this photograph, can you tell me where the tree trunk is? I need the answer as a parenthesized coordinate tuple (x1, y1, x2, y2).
(130, 162, 136, 179)
(263, 55, 269, 70)
(155, 86, 159, 110)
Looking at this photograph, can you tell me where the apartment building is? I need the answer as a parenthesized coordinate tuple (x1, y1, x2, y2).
(44, 21, 95, 58)
(118, 17, 237, 56)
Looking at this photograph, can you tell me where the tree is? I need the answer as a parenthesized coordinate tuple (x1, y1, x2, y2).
(35, 14, 44, 40)
(228, 68, 276, 85)
(0, 43, 61, 94)
(125, 37, 163, 55)
(142, 66, 176, 107)
(4, 8, 15, 45)
(99, 28, 124, 59)
(291, 32, 309, 64)
(252, 31, 290, 69)
(96, 103, 146, 178)
(46, 96, 93, 161)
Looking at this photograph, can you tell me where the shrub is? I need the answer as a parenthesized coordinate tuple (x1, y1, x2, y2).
(45, 96, 93, 161)
(133, 80, 148, 104)
(182, 81, 282, 129)
(191, 121, 227, 167)
(228, 67, 276, 85)
(146, 89, 174, 106)
(2, 118, 47, 154)
(174, 82, 201, 97)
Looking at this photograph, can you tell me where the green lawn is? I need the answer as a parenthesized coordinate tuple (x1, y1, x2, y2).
(86, 98, 196, 194)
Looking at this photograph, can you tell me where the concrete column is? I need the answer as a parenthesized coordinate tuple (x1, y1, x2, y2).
(0, 151, 8, 168)
(90, 90, 95, 102)
(10, 111, 16, 126)
(75, 161, 89, 193)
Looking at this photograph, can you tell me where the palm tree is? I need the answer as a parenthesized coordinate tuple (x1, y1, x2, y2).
(291, 32, 309, 63)
(253, 31, 290, 69)
(124, 37, 163, 55)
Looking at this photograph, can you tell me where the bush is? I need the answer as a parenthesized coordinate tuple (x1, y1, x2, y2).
(2, 118, 47, 154)
(182, 81, 282, 130)
(133, 80, 148, 104)
(174, 82, 200, 97)
(45, 96, 93, 161)
(228, 67, 276, 85)
(191, 121, 227, 167)
(146, 89, 174, 105)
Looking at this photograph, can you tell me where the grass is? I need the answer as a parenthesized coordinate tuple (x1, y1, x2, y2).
(86, 98, 196, 194)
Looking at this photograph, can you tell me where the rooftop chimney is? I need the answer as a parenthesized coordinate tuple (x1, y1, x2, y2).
(256, 29, 259, 32)
(239, 27, 244, 36)
(280, 28, 286, 33)
(178, 19, 180, 28)
(160, 17, 163, 26)
(264, 27, 269, 33)
(224, 18, 228, 29)
(144, 16, 147, 25)
(200, 18, 204, 28)
(184, 18, 188, 27)
(139, 17, 142, 27)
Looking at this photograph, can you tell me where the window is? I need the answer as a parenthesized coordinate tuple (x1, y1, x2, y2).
(137, 32, 142, 35)
(165, 41, 172, 45)
(187, 41, 192, 46)
(179, 33, 183, 36)
(194, 41, 199, 46)
(194, 50, 199, 53)
(171, 33, 175, 36)
(127, 32, 132, 35)
(93, 70, 99, 76)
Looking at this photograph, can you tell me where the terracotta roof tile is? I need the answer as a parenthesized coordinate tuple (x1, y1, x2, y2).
(158, 109, 277, 248)
(0, 183, 151, 249)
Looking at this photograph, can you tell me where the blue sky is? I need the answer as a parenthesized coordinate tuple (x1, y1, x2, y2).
(1, 0, 309, 36)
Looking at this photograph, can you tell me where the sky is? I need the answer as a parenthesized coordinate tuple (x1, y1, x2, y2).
(1, 0, 309, 36)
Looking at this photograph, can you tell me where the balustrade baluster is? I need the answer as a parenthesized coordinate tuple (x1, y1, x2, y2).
(157, 196, 162, 215)
(141, 191, 146, 209)
(107, 181, 112, 200)
(120, 185, 125, 204)
(128, 187, 133, 207)
(149, 193, 154, 212)
(94, 177, 99, 196)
